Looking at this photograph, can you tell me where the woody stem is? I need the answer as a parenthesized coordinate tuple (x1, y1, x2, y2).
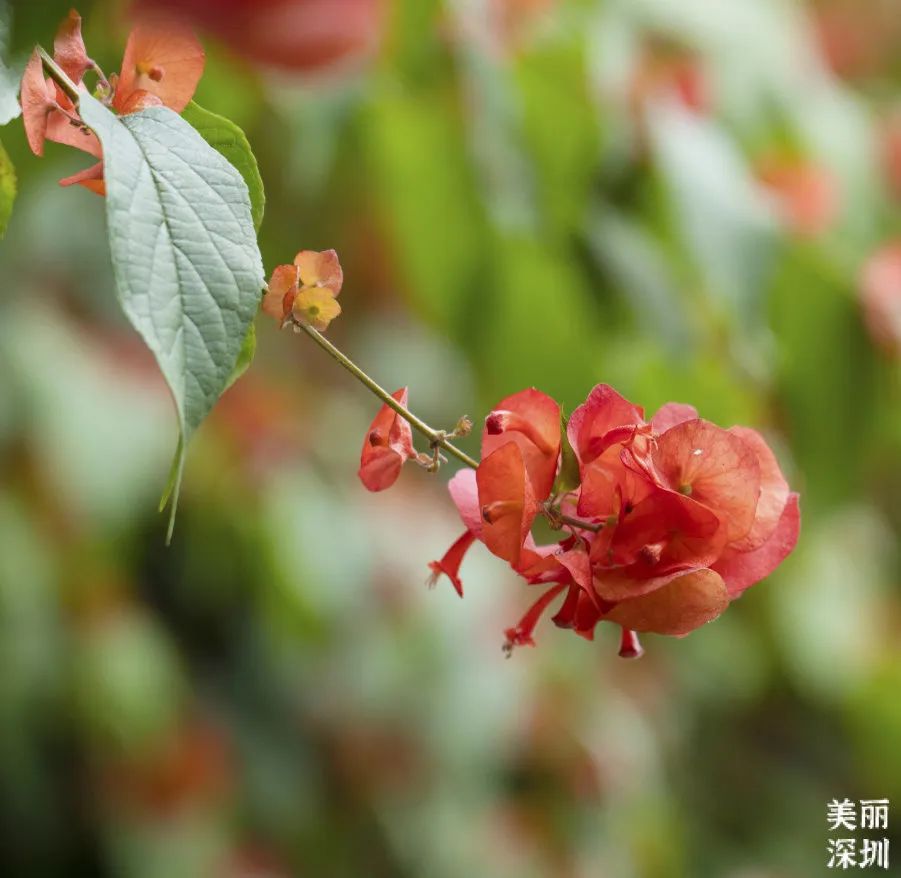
(38, 46, 80, 106)
(558, 513, 602, 533)
(295, 324, 609, 533)
(295, 322, 481, 470)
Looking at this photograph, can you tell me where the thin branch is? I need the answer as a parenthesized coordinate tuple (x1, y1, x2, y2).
(295, 322, 481, 470)
(38, 46, 80, 106)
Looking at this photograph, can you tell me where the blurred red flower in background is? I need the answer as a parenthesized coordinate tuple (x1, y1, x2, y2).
(756, 155, 840, 238)
(629, 40, 711, 120)
(132, 0, 384, 73)
(860, 242, 901, 358)
(881, 109, 901, 201)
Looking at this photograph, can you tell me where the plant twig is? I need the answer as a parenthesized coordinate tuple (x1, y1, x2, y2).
(38, 46, 80, 106)
(296, 322, 481, 470)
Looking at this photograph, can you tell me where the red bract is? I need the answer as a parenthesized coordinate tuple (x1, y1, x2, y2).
(859, 242, 901, 358)
(429, 382, 800, 657)
(114, 19, 205, 114)
(427, 530, 476, 597)
(20, 10, 204, 195)
(651, 419, 761, 544)
(477, 442, 538, 566)
(757, 156, 840, 238)
(358, 389, 416, 492)
(133, 0, 384, 74)
(20, 51, 58, 157)
(53, 10, 94, 91)
(483, 388, 561, 500)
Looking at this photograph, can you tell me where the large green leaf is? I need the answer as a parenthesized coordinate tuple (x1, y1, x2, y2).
(0, 1, 20, 126)
(0, 135, 14, 237)
(181, 101, 264, 403)
(78, 93, 264, 539)
(0, 61, 19, 126)
(181, 100, 265, 232)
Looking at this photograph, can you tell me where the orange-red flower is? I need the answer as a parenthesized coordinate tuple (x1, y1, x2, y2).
(483, 388, 561, 500)
(427, 530, 476, 597)
(113, 19, 204, 114)
(262, 249, 343, 331)
(430, 382, 800, 657)
(358, 388, 415, 492)
(133, 0, 384, 74)
(20, 10, 204, 195)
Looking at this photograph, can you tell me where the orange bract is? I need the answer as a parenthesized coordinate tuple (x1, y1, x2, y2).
(292, 286, 342, 333)
(295, 249, 343, 294)
(262, 250, 344, 332)
(20, 51, 57, 157)
(20, 9, 205, 195)
(114, 19, 205, 114)
(53, 10, 93, 92)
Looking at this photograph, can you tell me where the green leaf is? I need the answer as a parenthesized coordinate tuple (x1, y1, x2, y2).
(227, 322, 257, 390)
(0, 5, 21, 127)
(0, 61, 20, 126)
(181, 101, 265, 232)
(0, 135, 14, 237)
(554, 411, 581, 496)
(157, 324, 256, 520)
(78, 93, 264, 540)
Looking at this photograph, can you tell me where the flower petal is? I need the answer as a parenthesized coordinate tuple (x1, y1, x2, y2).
(604, 568, 729, 636)
(609, 488, 725, 574)
(427, 530, 476, 597)
(294, 249, 343, 295)
(53, 10, 93, 89)
(713, 493, 800, 597)
(576, 442, 654, 519)
(358, 388, 414, 492)
(20, 50, 57, 156)
(58, 160, 106, 196)
(567, 383, 644, 465)
(447, 469, 482, 536)
(115, 18, 205, 113)
(482, 388, 560, 501)
(261, 264, 298, 322)
(650, 402, 698, 435)
(45, 110, 102, 156)
(292, 286, 342, 332)
(728, 426, 790, 552)
(653, 419, 761, 544)
(115, 89, 166, 114)
(476, 441, 538, 565)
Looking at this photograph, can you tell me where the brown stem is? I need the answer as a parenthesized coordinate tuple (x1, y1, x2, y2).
(38, 46, 80, 106)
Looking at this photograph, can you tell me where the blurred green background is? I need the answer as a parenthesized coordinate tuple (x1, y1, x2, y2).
(1, 0, 900, 875)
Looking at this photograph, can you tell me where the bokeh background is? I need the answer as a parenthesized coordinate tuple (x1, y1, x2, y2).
(1, 0, 901, 875)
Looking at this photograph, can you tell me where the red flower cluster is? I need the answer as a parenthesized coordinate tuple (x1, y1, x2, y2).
(416, 385, 800, 656)
(20, 10, 204, 194)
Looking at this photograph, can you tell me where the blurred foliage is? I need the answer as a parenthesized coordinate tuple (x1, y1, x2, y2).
(1, 0, 901, 876)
